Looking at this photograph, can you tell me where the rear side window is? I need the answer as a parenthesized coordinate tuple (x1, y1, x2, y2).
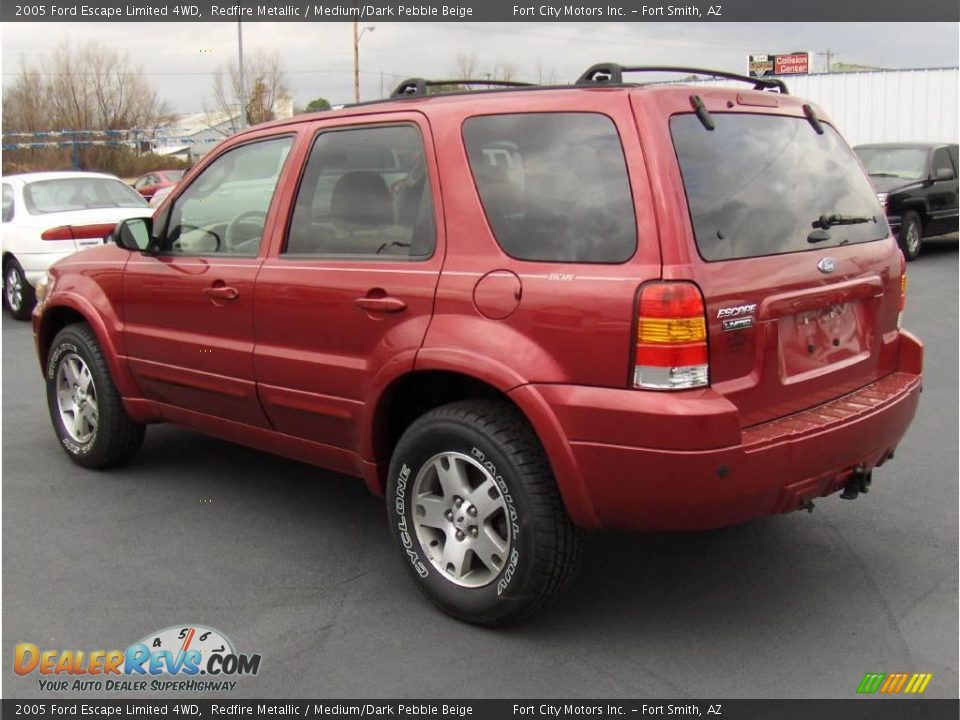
(671, 114, 889, 262)
(285, 124, 435, 259)
(463, 113, 636, 263)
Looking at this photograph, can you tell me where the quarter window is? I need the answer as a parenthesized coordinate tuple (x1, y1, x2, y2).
(285, 125, 435, 259)
(462, 113, 637, 263)
(164, 136, 293, 255)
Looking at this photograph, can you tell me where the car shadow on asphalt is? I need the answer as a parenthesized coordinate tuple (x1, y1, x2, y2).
(134, 422, 822, 636)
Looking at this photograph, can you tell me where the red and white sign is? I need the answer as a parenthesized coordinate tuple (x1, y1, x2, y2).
(775, 53, 810, 75)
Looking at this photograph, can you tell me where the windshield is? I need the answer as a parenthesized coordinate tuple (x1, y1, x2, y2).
(854, 147, 928, 181)
(24, 177, 147, 215)
(671, 113, 888, 261)
(164, 170, 185, 181)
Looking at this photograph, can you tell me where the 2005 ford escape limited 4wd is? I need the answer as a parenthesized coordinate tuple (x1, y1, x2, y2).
(33, 65, 923, 624)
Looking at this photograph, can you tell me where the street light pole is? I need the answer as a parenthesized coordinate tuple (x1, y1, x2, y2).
(237, 21, 248, 129)
(352, 21, 375, 103)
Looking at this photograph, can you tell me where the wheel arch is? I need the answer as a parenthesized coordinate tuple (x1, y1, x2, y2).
(36, 296, 139, 398)
(363, 367, 598, 528)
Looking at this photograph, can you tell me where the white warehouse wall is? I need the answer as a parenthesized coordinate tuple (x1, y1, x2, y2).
(784, 68, 959, 146)
(669, 68, 959, 146)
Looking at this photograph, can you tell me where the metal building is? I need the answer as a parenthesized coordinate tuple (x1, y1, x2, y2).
(782, 67, 959, 146)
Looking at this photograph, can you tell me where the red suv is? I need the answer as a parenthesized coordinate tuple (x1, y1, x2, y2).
(32, 65, 923, 625)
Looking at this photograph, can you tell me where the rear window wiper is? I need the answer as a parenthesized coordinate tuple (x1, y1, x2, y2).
(812, 213, 877, 229)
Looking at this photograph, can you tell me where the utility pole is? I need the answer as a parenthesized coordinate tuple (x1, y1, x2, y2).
(237, 21, 248, 128)
(818, 49, 834, 73)
(352, 21, 375, 103)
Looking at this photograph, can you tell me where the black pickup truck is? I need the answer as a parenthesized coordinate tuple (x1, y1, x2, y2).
(854, 142, 959, 260)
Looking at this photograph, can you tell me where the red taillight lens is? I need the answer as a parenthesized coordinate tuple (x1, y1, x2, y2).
(41, 223, 116, 241)
(633, 282, 709, 390)
(41, 226, 75, 241)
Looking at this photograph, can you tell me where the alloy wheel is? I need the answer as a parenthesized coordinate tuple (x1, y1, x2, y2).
(411, 451, 512, 588)
(56, 353, 99, 444)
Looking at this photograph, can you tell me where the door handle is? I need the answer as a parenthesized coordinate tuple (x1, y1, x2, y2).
(203, 285, 239, 301)
(354, 296, 407, 313)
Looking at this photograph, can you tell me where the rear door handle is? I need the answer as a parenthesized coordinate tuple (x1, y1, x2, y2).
(203, 285, 239, 301)
(354, 296, 407, 313)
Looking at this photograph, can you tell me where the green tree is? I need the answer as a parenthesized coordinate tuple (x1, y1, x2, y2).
(304, 98, 332, 113)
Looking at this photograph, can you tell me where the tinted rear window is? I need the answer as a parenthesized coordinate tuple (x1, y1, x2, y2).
(24, 177, 147, 215)
(463, 113, 636, 263)
(671, 114, 888, 262)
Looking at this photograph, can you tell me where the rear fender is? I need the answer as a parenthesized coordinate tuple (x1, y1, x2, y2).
(416, 330, 599, 528)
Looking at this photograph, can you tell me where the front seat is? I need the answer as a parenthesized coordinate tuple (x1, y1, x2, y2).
(330, 171, 394, 231)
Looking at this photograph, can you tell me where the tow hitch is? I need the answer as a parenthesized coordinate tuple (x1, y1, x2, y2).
(839, 465, 872, 500)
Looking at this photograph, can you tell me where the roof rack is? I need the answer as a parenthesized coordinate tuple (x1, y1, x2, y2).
(391, 78, 536, 98)
(576, 63, 789, 94)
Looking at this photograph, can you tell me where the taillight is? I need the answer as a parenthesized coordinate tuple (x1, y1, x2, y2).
(41, 223, 116, 241)
(876, 192, 889, 213)
(633, 282, 709, 390)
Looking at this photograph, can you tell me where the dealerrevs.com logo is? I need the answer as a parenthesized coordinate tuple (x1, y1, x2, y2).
(14, 625, 261, 692)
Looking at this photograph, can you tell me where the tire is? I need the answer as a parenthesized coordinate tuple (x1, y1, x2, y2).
(3, 258, 35, 321)
(386, 400, 581, 625)
(45, 323, 145, 469)
(898, 211, 923, 261)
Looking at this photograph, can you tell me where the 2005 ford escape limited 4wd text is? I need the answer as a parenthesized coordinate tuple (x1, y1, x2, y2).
(33, 65, 923, 624)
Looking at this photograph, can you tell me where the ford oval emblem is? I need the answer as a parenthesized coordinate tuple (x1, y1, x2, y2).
(818, 257, 837, 274)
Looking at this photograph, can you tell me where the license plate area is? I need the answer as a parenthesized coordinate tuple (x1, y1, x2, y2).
(778, 301, 870, 382)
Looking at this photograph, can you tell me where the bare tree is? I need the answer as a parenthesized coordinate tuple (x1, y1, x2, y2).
(2, 42, 173, 174)
(535, 62, 559, 86)
(209, 50, 290, 134)
(2, 42, 169, 133)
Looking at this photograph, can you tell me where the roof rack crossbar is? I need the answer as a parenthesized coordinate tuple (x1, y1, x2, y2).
(391, 78, 536, 98)
(576, 63, 789, 94)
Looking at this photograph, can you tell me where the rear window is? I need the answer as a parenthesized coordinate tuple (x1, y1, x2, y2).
(671, 114, 888, 262)
(463, 113, 636, 263)
(24, 177, 147, 215)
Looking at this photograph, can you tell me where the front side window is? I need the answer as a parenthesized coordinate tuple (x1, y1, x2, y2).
(673, 114, 889, 261)
(164, 136, 293, 255)
(285, 125, 435, 259)
(463, 113, 637, 263)
(23, 177, 146, 215)
(2, 184, 14, 222)
(932, 148, 954, 177)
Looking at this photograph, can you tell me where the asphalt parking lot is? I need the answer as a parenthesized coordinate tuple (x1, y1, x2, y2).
(3, 237, 957, 700)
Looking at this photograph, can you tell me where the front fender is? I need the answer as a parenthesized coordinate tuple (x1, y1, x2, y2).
(35, 290, 139, 399)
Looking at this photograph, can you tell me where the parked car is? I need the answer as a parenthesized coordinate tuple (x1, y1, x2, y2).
(854, 142, 959, 260)
(2, 172, 150, 320)
(131, 169, 184, 201)
(148, 184, 175, 208)
(33, 66, 923, 624)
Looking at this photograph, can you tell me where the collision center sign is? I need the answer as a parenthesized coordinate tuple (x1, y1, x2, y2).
(749, 52, 810, 76)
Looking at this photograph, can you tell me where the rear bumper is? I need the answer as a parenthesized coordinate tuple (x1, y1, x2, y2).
(17, 251, 74, 286)
(528, 332, 923, 531)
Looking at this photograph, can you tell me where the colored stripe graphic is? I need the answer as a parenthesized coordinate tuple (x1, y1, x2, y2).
(858, 672, 932, 694)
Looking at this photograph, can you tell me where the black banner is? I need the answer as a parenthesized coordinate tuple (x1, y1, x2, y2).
(2, 0, 958, 22)
(2, 700, 959, 720)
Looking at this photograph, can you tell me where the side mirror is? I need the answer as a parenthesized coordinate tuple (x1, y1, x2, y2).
(934, 167, 955, 182)
(113, 217, 154, 252)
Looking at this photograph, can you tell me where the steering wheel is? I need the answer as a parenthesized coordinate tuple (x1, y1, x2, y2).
(225, 210, 267, 253)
